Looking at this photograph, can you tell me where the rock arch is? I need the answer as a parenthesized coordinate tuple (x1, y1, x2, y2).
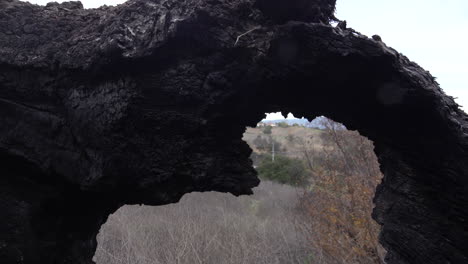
(0, 0, 466, 263)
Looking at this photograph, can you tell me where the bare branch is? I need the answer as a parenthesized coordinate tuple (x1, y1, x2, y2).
(234, 26, 261, 46)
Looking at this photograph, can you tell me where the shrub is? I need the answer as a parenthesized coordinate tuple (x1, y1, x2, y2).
(95, 181, 312, 264)
(253, 135, 269, 151)
(256, 155, 309, 186)
(252, 135, 282, 153)
(286, 134, 296, 143)
(262, 126, 272, 134)
(297, 118, 385, 264)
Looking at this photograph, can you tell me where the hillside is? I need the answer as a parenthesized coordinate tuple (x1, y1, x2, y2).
(243, 126, 324, 160)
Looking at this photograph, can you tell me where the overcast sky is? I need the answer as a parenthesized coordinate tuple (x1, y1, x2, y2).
(26, 0, 467, 119)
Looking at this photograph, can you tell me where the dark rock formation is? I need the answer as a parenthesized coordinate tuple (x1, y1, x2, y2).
(0, 0, 467, 263)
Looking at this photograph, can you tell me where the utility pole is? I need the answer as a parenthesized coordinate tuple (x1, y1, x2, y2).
(272, 138, 275, 162)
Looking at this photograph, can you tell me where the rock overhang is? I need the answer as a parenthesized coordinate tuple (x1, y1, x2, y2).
(0, 0, 467, 263)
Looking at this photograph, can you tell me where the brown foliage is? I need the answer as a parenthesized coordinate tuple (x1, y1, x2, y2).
(296, 118, 385, 264)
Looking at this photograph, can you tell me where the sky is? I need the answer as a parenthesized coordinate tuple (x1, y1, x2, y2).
(336, 0, 468, 111)
(26, 0, 467, 118)
(27, 0, 125, 7)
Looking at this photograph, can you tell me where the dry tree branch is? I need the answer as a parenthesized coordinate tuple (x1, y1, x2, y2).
(234, 26, 261, 46)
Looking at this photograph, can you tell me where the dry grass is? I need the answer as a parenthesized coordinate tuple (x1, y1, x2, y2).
(94, 181, 313, 264)
(243, 126, 323, 158)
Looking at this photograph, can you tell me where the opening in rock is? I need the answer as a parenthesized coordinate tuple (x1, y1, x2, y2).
(2, 0, 467, 263)
(26, 0, 129, 9)
(94, 113, 385, 264)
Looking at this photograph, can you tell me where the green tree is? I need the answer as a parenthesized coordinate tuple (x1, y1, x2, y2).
(253, 136, 282, 153)
(256, 155, 309, 186)
(263, 126, 272, 134)
(253, 135, 269, 151)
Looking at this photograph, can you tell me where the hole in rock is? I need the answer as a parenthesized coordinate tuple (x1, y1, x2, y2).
(94, 113, 386, 264)
(26, 0, 128, 9)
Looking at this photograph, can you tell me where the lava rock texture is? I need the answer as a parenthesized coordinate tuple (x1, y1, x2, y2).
(0, 0, 467, 263)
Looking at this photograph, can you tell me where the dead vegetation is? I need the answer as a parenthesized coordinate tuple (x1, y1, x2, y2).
(296, 118, 385, 264)
(95, 118, 384, 264)
(94, 181, 311, 264)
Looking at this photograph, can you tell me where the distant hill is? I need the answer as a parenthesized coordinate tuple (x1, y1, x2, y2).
(260, 116, 327, 129)
(242, 126, 324, 162)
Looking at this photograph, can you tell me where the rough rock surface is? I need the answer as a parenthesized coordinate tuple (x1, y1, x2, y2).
(0, 0, 467, 263)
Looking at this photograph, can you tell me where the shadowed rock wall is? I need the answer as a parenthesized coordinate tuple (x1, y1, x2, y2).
(0, 0, 467, 263)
